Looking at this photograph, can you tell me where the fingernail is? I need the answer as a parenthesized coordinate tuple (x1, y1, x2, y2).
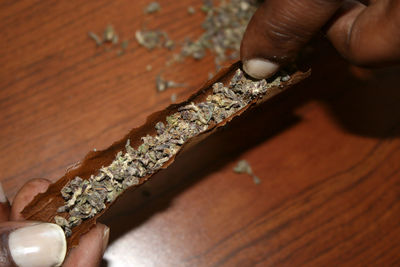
(0, 182, 8, 203)
(102, 226, 110, 254)
(9, 223, 66, 267)
(243, 58, 279, 79)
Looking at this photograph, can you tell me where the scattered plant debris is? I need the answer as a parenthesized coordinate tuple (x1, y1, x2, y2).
(169, 0, 259, 70)
(170, 93, 177, 103)
(233, 159, 261, 185)
(145, 2, 161, 14)
(135, 30, 173, 50)
(156, 75, 184, 92)
(187, 6, 196, 15)
(88, 32, 103, 46)
(88, 25, 129, 56)
(103, 24, 118, 43)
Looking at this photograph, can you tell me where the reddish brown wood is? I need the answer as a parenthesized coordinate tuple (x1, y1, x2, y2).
(1, 1, 400, 266)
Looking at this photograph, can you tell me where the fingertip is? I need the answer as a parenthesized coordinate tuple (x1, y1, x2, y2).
(243, 58, 280, 79)
(63, 223, 109, 267)
(11, 178, 51, 221)
(0, 221, 67, 267)
(241, 0, 343, 74)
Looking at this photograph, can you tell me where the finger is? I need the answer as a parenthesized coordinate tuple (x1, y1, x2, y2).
(0, 182, 11, 222)
(10, 178, 51, 221)
(241, 0, 343, 79)
(326, 0, 400, 66)
(0, 221, 66, 267)
(63, 223, 109, 267)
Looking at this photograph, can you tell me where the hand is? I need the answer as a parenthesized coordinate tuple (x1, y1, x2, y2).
(0, 179, 109, 267)
(241, 0, 400, 79)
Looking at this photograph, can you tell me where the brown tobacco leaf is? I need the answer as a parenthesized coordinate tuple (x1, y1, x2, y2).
(22, 61, 310, 253)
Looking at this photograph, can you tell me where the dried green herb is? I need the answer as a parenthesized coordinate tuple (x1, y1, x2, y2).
(233, 159, 261, 184)
(88, 32, 103, 46)
(233, 160, 252, 175)
(181, 38, 207, 60)
(168, 0, 258, 70)
(164, 38, 175, 50)
(170, 93, 177, 103)
(145, 2, 161, 14)
(89, 24, 123, 50)
(103, 24, 117, 43)
(135, 30, 169, 50)
(187, 6, 196, 15)
(156, 75, 184, 92)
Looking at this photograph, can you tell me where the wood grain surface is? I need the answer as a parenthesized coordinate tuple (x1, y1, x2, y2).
(1, 1, 400, 266)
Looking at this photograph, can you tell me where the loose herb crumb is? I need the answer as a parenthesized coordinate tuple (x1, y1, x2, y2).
(145, 2, 161, 14)
(88, 32, 103, 46)
(168, 0, 259, 70)
(88, 24, 125, 53)
(233, 159, 261, 185)
(170, 93, 177, 103)
(103, 24, 117, 43)
(156, 75, 183, 92)
(187, 6, 196, 15)
(233, 160, 252, 175)
(135, 29, 172, 50)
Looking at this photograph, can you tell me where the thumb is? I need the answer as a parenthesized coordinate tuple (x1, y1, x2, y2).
(241, 0, 343, 79)
(0, 221, 66, 267)
(63, 223, 109, 267)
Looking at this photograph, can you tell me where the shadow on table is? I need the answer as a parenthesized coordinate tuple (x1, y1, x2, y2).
(299, 40, 400, 139)
(99, 39, 400, 259)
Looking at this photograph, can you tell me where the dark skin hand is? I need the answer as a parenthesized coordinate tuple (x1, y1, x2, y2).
(241, 0, 400, 79)
(1, 2, 398, 266)
(0, 179, 109, 267)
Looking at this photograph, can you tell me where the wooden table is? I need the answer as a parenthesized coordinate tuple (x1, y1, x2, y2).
(1, 1, 400, 266)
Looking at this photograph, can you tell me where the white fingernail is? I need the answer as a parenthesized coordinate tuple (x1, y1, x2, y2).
(9, 223, 67, 267)
(243, 58, 279, 79)
(0, 182, 7, 203)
